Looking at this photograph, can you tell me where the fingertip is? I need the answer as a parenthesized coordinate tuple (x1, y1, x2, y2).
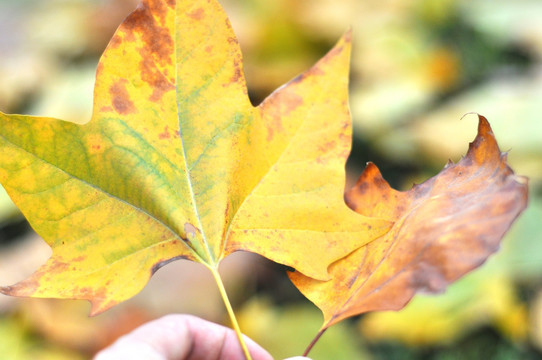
(95, 314, 275, 360)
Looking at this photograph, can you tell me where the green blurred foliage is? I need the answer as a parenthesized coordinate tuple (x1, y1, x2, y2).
(239, 297, 370, 359)
(0, 0, 541, 359)
(0, 315, 84, 360)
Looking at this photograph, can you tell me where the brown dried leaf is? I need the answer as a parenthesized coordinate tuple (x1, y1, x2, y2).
(290, 115, 528, 330)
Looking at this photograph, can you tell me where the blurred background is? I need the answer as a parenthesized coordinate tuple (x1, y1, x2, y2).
(0, 0, 541, 359)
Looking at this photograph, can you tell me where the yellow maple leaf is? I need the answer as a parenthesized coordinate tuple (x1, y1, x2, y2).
(0, 0, 390, 319)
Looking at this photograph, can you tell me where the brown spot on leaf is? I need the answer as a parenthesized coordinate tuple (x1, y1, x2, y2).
(96, 62, 104, 76)
(318, 140, 337, 154)
(1, 278, 39, 297)
(324, 45, 344, 63)
(47, 258, 71, 273)
(228, 58, 243, 85)
(291, 66, 325, 85)
(188, 8, 204, 20)
(88, 286, 113, 316)
(110, 79, 136, 115)
(76, 286, 95, 297)
(121, 1, 175, 102)
(158, 126, 171, 139)
(144, 0, 169, 25)
(109, 34, 123, 49)
(141, 56, 175, 102)
(264, 92, 303, 141)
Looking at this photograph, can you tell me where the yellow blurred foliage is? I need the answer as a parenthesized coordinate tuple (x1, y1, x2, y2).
(359, 273, 528, 346)
(0, 316, 85, 360)
(238, 296, 370, 359)
(531, 290, 542, 352)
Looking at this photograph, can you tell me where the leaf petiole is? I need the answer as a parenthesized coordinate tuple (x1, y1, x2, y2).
(304, 328, 328, 357)
(210, 266, 253, 360)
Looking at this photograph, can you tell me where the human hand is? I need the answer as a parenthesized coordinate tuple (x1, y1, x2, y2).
(94, 314, 311, 360)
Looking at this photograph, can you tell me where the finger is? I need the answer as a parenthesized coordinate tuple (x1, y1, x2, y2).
(94, 314, 273, 360)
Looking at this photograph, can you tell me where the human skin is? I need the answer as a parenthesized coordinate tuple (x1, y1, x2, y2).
(94, 314, 311, 360)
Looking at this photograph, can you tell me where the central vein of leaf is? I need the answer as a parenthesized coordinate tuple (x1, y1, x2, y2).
(174, 8, 214, 267)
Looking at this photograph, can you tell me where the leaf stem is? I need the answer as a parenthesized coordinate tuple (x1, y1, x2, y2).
(210, 266, 253, 360)
(303, 328, 328, 357)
